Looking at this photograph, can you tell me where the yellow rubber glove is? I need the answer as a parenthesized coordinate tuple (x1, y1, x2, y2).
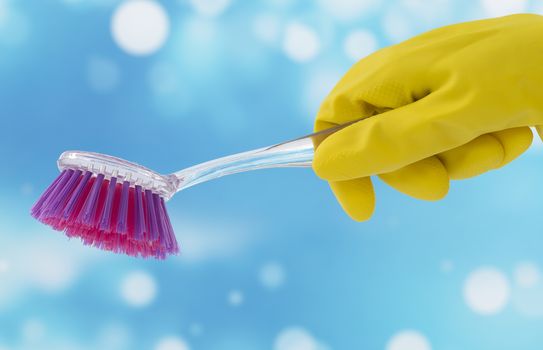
(313, 14, 543, 221)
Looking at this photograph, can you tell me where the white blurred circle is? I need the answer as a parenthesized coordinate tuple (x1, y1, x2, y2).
(318, 0, 379, 21)
(0, 0, 7, 24)
(480, 0, 528, 17)
(463, 267, 510, 315)
(0, 6, 30, 45)
(120, 271, 157, 307)
(228, 289, 244, 306)
(111, 0, 170, 56)
(154, 336, 190, 350)
(189, 323, 203, 337)
(253, 14, 281, 44)
(259, 262, 285, 289)
(343, 30, 377, 61)
(274, 327, 319, 350)
(87, 56, 120, 93)
(21, 319, 46, 343)
(148, 61, 179, 95)
(282, 22, 320, 63)
(399, 0, 451, 23)
(382, 10, 413, 43)
(440, 259, 454, 273)
(514, 262, 540, 288)
(386, 330, 431, 350)
(189, 0, 231, 17)
(24, 248, 79, 292)
(97, 323, 131, 350)
(304, 68, 342, 117)
(512, 281, 543, 317)
(20, 183, 33, 196)
(0, 260, 9, 273)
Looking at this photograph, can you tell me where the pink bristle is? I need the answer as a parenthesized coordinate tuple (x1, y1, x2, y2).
(31, 171, 180, 259)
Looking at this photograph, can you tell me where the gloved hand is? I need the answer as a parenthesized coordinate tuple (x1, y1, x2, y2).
(313, 14, 543, 221)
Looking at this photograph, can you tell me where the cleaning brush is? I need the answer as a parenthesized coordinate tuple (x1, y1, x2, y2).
(31, 123, 350, 259)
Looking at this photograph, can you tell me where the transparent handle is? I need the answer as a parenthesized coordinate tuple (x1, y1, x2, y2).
(172, 122, 355, 192)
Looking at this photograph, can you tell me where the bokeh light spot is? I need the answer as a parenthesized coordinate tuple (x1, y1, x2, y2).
(86, 56, 120, 93)
(24, 246, 80, 292)
(148, 61, 179, 95)
(463, 266, 510, 315)
(318, 0, 379, 22)
(120, 271, 157, 307)
(97, 323, 132, 350)
(304, 68, 343, 117)
(154, 336, 190, 350)
(111, 0, 169, 56)
(21, 319, 46, 343)
(227, 289, 244, 306)
(0, 259, 9, 273)
(343, 30, 378, 61)
(0, 4, 30, 45)
(282, 22, 320, 62)
(386, 330, 431, 350)
(189, 0, 231, 17)
(274, 327, 320, 350)
(514, 262, 540, 288)
(480, 0, 528, 18)
(189, 323, 203, 337)
(440, 259, 454, 273)
(259, 261, 285, 289)
(382, 10, 413, 43)
(20, 183, 33, 196)
(253, 14, 281, 45)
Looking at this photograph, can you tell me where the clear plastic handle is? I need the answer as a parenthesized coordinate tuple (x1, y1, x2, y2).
(172, 122, 353, 192)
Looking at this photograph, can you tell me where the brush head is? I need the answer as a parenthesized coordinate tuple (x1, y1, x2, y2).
(31, 151, 180, 259)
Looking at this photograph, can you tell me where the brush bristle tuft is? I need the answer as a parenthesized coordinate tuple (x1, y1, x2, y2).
(31, 170, 179, 259)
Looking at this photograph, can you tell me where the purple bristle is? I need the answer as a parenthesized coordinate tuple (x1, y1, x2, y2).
(160, 198, 178, 252)
(78, 173, 104, 225)
(63, 171, 92, 219)
(116, 181, 130, 234)
(153, 193, 165, 244)
(50, 170, 82, 217)
(38, 170, 73, 218)
(31, 170, 66, 217)
(145, 190, 159, 241)
(99, 176, 117, 231)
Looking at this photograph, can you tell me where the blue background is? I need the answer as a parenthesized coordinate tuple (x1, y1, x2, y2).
(1, 0, 543, 349)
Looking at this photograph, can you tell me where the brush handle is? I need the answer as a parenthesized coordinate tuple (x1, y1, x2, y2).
(172, 122, 356, 192)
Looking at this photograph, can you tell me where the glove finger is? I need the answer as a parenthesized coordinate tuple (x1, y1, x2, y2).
(491, 127, 533, 167)
(329, 177, 375, 222)
(537, 126, 543, 141)
(313, 93, 479, 181)
(314, 46, 439, 133)
(378, 156, 449, 201)
(437, 134, 504, 180)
